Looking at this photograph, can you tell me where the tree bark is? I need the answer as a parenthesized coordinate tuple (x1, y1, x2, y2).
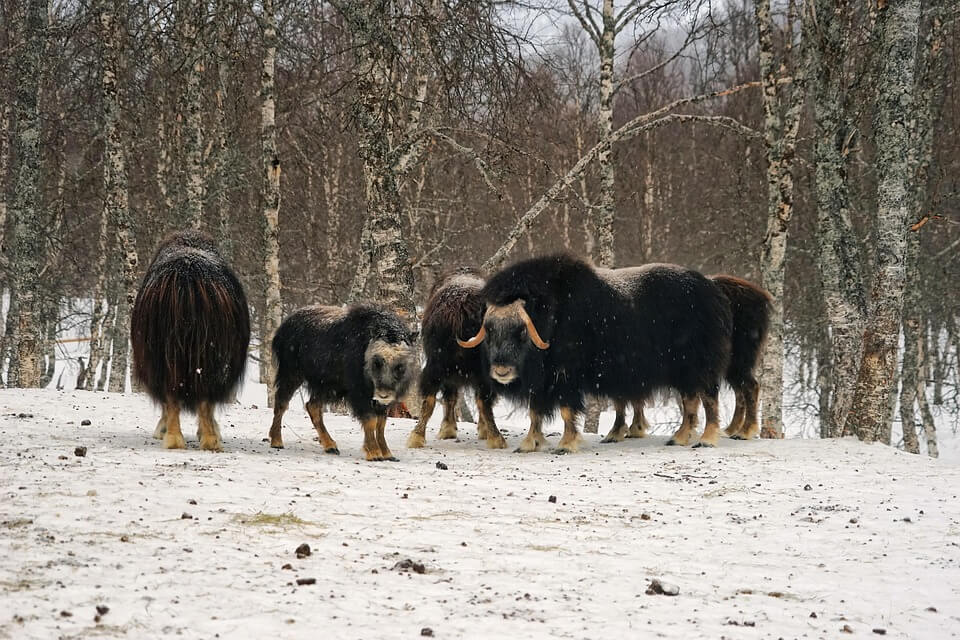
(846, 0, 921, 444)
(811, 0, 865, 438)
(9, 0, 48, 388)
(180, 0, 204, 229)
(259, 0, 283, 407)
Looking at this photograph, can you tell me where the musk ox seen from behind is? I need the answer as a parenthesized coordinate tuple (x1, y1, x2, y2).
(459, 255, 732, 453)
(131, 230, 250, 451)
(269, 304, 418, 461)
(406, 269, 507, 450)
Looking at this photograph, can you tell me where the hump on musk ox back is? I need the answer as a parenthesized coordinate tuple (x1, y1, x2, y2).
(130, 230, 250, 412)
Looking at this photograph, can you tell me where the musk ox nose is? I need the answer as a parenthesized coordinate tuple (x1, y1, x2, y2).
(374, 390, 396, 405)
(490, 365, 517, 384)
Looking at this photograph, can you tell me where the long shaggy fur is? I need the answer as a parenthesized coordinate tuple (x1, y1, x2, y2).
(131, 231, 250, 412)
(271, 304, 417, 419)
(710, 275, 772, 390)
(481, 254, 733, 416)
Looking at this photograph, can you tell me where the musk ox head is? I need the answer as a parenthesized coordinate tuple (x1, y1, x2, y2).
(364, 338, 418, 406)
(457, 300, 549, 385)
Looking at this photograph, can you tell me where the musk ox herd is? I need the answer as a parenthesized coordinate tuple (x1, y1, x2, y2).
(131, 230, 771, 460)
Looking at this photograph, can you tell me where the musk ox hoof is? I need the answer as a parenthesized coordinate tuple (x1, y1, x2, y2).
(324, 447, 340, 455)
(383, 456, 399, 462)
(551, 447, 572, 455)
(692, 442, 715, 449)
(729, 434, 745, 441)
(486, 435, 508, 450)
(437, 425, 458, 440)
(406, 432, 426, 448)
(270, 440, 284, 449)
(513, 446, 537, 454)
(163, 432, 187, 450)
(199, 437, 223, 452)
(600, 434, 623, 444)
(666, 439, 679, 446)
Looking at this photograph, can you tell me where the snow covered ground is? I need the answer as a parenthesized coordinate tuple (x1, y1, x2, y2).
(2, 388, 959, 639)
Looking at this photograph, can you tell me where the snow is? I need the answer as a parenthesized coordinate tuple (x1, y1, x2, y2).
(3, 388, 960, 639)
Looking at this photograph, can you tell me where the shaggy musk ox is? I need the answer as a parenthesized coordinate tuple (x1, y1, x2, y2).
(269, 304, 418, 461)
(608, 274, 772, 443)
(459, 254, 732, 453)
(131, 230, 250, 452)
(405, 269, 507, 450)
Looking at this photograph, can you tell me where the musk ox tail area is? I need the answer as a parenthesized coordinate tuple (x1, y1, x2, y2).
(131, 231, 250, 412)
(711, 275, 772, 389)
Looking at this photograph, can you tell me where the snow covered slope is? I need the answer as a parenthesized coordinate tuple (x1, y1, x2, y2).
(2, 389, 958, 638)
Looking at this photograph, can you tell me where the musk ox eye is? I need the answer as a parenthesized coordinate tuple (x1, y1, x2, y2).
(373, 356, 384, 370)
(394, 363, 405, 377)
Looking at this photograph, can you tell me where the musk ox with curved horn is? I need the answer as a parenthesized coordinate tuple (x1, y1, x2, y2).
(269, 304, 418, 461)
(131, 230, 250, 451)
(406, 269, 507, 449)
(603, 274, 772, 443)
(459, 254, 732, 453)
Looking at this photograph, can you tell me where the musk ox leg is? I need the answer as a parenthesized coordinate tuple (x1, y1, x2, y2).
(667, 394, 700, 446)
(514, 410, 548, 453)
(268, 376, 300, 449)
(162, 399, 187, 450)
(375, 414, 397, 461)
(734, 380, 761, 440)
(626, 401, 650, 438)
(361, 415, 385, 461)
(476, 394, 507, 449)
(553, 407, 584, 454)
(436, 389, 459, 440)
(694, 391, 722, 448)
(600, 400, 628, 443)
(153, 403, 168, 440)
(196, 401, 223, 452)
(724, 388, 747, 438)
(406, 394, 436, 449)
(306, 398, 339, 454)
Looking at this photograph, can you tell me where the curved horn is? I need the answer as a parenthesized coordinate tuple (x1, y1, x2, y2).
(457, 324, 486, 349)
(517, 303, 550, 350)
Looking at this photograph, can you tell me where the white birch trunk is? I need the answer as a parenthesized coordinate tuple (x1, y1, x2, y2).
(259, 0, 283, 407)
(846, 0, 921, 444)
(181, 0, 204, 229)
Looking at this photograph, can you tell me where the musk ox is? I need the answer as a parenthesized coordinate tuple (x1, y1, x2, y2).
(131, 230, 250, 452)
(604, 274, 772, 443)
(458, 254, 732, 453)
(405, 269, 507, 449)
(269, 304, 418, 461)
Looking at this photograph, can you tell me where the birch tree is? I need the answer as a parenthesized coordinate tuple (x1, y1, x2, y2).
(9, 0, 48, 388)
(846, 0, 922, 443)
(755, 0, 808, 438)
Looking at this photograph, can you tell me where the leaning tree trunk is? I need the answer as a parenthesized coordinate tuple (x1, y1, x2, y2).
(811, 0, 865, 438)
(259, 0, 283, 407)
(846, 0, 921, 444)
(9, 0, 48, 388)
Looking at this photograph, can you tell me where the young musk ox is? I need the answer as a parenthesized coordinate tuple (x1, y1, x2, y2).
(405, 269, 507, 449)
(131, 230, 250, 451)
(458, 255, 732, 453)
(269, 304, 418, 461)
(603, 274, 772, 443)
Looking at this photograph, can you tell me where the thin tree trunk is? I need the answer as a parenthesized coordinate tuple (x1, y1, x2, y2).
(811, 0, 865, 438)
(94, 294, 117, 391)
(899, 241, 921, 452)
(259, 0, 283, 407)
(847, 0, 921, 444)
(1, 289, 18, 386)
(181, 0, 204, 229)
(917, 324, 937, 458)
(107, 291, 129, 393)
(214, 6, 233, 258)
(0, 100, 10, 254)
(594, 0, 616, 269)
(9, 0, 48, 388)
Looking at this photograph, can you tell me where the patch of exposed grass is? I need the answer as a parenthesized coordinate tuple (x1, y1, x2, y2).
(231, 511, 321, 530)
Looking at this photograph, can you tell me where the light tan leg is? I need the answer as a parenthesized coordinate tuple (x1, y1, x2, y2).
(269, 400, 288, 449)
(514, 409, 548, 453)
(601, 399, 628, 443)
(735, 381, 761, 440)
(626, 400, 650, 438)
(667, 393, 700, 446)
(361, 415, 384, 461)
(695, 391, 722, 448)
(553, 407, 584, 454)
(406, 394, 436, 448)
(153, 403, 168, 439)
(306, 399, 339, 454)
(724, 388, 747, 437)
(375, 414, 397, 461)
(162, 399, 186, 449)
(436, 391, 459, 440)
(477, 395, 507, 449)
(197, 401, 223, 452)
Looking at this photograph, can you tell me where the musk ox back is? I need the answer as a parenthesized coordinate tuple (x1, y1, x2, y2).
(460, 254, 732, 453)
(405, 269, 507, 450)
(131, 230, 250, 451)
(269, 304, 418, 461)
